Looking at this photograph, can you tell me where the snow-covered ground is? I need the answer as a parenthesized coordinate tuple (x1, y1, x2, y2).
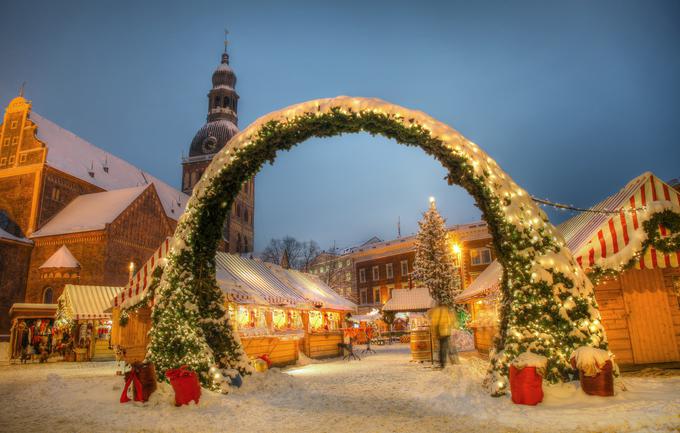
(0, 345, 678, 433)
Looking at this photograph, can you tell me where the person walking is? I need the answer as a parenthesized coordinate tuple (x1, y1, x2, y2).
(428, 304, 455, 369)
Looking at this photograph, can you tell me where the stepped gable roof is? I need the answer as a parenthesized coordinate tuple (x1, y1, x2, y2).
(30, 112, 188, 219)
(31, 185, 147, 238)
(39, 245, 80, 269)
(456, 172, 680, 302)
(0, 226, 32, 245)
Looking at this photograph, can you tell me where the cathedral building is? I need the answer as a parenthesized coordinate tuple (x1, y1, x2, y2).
(181, 46, 255, 254)
(0, 94, 188, 337)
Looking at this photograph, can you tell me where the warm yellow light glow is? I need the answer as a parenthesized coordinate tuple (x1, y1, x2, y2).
(452, 243, 461, 255)
(128, 262, 135, 272)
(429, 196, 435, 204)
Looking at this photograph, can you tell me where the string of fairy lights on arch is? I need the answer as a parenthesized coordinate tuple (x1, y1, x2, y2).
(530, 195, 647, 215)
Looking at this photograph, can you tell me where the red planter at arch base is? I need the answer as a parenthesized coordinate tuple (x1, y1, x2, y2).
(509, 365, 544, 405)
(166, 366, 201, 406)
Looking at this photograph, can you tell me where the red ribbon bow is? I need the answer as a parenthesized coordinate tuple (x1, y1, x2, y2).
(120, 370, 144, 403)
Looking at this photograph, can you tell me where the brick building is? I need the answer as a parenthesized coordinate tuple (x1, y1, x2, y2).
(0, 94, 188, 337)
(181, 45, 255, 253)
(352, 222, 495, 313)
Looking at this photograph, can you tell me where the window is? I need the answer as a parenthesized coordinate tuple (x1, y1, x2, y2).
(346, 272, 351, 282)
(12, 136, 18, 145)
(8, 155, 15, 164)
(236, 233, 242, 253)
(0, 157, 6, 166)
(471, 248, 492, 265)
(19, 153, 26, 163)
(400, 260, 409, 276)
(346, 259, 350, 266)
(373, 287, 381, 304)
(214, 96, 221, 108)
(244, 237, 249, 252)
(372, 266, 379, 281)
(223, 97, 230, 108)
(51, 187, 61, 201)
(11, 120, 18, 129)
(359, 268, 366, 283)
(386, 263, 393, 279)
(43, 287, 54, 304)
(360, 288, 368, 305)
(3, 138, 9, 146)
(236, 203, 242, 218)
(244, 208, 249, 223)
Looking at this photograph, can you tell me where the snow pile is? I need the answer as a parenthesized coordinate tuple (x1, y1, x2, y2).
(571, 346, 611, 377)
(512, 352, 548, 375)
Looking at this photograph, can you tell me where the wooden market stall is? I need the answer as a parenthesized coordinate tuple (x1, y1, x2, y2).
(110, 241, 356, 367)
(56, 284, 122, 361)
(7, 303, 58, 363)
(457, 172, 680, 365)
(382, 287, 437, 361)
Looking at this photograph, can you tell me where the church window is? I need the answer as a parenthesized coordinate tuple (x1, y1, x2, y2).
(43, 287, 54, 304)
(243, 182, 248, 194)
(12, 136, 18, 145)
(8, 155, 15, 164)
(183, 172, 190, 190)
(19, 154, 26, 163)
(191, 171, 199, 187)
(10, 120, 18, 129)
(51, 187, 61, 202)
(214, 96, 221, 108)
(244, 208, 249, 223)
(0, 157, 6, 166)
(236, 233, 242, 253)
(223, 97, 229, 108)
(236, 203, 242, 218)
(3, 138, 9, 146)
(244, 237, 249, 252)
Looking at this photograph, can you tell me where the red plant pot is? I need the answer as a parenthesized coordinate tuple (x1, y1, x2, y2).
(166, 366, 202, 406)
(509, 365, 544, 405)
(571, 359, 614, 397)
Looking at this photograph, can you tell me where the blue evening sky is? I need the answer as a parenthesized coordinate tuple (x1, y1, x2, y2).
(1, 0, 678, 251)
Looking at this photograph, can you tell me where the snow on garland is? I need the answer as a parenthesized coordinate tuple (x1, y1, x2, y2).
(153, 96, 607, 395)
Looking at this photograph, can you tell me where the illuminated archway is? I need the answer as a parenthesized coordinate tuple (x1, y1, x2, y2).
(149, 96, 606, 395)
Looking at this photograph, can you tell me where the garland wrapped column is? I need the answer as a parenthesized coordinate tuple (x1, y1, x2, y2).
(152, 96, 607, 395)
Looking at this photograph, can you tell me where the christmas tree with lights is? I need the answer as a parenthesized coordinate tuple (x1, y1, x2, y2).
(414, 198, 461, 307)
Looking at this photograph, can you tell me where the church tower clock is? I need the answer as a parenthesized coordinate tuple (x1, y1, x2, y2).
(181, 39, 254, 253)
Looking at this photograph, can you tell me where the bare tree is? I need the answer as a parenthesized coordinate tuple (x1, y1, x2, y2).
(315, 243, 348, 292)
(260, 236, 319, 271)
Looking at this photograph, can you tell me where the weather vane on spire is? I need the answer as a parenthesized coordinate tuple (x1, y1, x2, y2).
(19, 81, 26, 97)
(224, 29, 229, 53)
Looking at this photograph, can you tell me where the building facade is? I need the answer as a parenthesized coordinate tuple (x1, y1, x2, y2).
(181, 47, 255, 254)
(352, 222, 495, 313)
(0, 94, 187, 337)
(308, 251, 356, 301)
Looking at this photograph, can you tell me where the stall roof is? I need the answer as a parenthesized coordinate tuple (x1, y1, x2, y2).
(61, 285, 122, 320)
(0, 227, 32, 245)
(215, 253, 307, 306)
(382, 287, 436, 312)
(456, 172, 680, 303)
(9, 303, 58, 320)
(267, 264, 356, 311)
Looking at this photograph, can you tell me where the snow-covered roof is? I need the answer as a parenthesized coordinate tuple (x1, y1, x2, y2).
(59, 284, 122, 320)
(31, 185, 147, 238)
(267, 264, 356, 311)
(31, 112, 188, 219)
(383, 287, 436, 312)
(457, 172, 680, 302)
(0, 226, 32, 245)
(39, 245, 80, 269)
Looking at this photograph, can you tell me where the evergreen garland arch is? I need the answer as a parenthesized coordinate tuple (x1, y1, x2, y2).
(150, 96, 607, 395)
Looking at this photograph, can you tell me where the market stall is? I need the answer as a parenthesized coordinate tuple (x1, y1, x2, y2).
(56, 284, 122, 361)
(110, 242, 356, 367)
(456, 172, 680, 365)
(8, 303, 58, 363)
(382, 287, 437, 361)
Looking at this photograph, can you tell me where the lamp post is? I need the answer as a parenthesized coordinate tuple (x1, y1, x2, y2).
(451, 242, 464, 290)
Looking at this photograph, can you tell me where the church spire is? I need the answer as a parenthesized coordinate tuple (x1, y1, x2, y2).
(222, 29, 230, 64)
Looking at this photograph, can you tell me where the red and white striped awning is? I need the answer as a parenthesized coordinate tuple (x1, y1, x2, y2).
(111, 237, 170, 309)
(562, 173, 680, 271)
(62, 284, 122, 320)
(457, 172, 680, 302)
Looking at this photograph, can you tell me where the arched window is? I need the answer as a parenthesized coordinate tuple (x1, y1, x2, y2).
(244, 209, 249, 223)
(214, 96, 221, 108)
(236, 203, 241, 218)
(244, 237, 249, 252)
(236, 233, 242, 253)
(43, 287, 54, 304)
(223, 97, 230, 108)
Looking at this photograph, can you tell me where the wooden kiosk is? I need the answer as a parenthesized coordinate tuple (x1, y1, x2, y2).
(110, 242, 356, 366)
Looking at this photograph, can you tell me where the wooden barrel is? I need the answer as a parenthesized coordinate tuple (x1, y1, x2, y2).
(410, 330, 432, 362)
